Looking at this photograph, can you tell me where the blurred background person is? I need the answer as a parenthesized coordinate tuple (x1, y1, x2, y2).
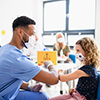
(53, 32, 73, 89)
(24, 34, 45, 59)
(53, 32, 73, 63)
(23, 33, 48, 86)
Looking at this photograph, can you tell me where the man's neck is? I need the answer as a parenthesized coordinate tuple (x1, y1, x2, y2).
(9, 39, 22, 50)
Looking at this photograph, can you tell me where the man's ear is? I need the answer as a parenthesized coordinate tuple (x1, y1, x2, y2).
(17, 28, 23, 37)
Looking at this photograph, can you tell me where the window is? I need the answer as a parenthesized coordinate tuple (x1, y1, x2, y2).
(44, 0, 66, 31)
(43, 0, 95, 47)
(68, 34, 94, 47)
(69, 0, 95, 30)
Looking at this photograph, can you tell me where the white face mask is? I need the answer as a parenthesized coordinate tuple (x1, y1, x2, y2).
(75, 53, 85, 62)
(58, 38, 63, 43)
(21, 30, 36, 49)
(29, 35, 36, 45)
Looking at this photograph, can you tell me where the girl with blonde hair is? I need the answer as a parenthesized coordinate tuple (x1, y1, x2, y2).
(50, 37, 100, 100)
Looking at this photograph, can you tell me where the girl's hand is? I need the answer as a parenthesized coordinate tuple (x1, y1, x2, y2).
(58, 69, 64, 74)
(69, 88, 75, 95)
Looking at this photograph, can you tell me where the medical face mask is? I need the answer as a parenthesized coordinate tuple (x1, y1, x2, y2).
(75, 53, 85, 62)
(21, 30, 35, 49)
(58, 38, 63, 43)
(28, 35, 36, 45)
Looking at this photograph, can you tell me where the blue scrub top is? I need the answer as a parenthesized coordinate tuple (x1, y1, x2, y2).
(0, 44, 41, 100)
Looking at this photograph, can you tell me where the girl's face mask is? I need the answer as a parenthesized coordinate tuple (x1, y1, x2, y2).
(75, 53, 85, 62)
(57, 38, 63, 43)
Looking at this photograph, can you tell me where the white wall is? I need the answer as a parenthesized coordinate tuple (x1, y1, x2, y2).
(32, 0, 43, 42)
(0, 0, 41, 46)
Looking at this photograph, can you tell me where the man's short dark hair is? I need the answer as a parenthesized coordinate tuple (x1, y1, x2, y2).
(12, 16, 36, 30)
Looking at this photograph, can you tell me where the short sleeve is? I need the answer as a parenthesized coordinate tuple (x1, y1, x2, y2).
(79, 65, 95, 77)
(63, 45, 70, 55)
(10, 56, 41, 82)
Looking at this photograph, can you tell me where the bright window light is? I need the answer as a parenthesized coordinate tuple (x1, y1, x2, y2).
(69, 0, 95, 30)
(44, 1, 66, 31)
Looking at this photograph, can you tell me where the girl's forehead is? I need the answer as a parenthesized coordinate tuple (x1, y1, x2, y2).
(75, 44, 82, 49)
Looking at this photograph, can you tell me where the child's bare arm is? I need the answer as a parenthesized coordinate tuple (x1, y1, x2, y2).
(59, 69, 89, 82)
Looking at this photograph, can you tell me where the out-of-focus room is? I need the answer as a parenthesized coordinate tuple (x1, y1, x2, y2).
(0, 0, 100, 99)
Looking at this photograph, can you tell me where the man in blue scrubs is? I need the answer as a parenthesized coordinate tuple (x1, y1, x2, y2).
(0, 16, 59, 100)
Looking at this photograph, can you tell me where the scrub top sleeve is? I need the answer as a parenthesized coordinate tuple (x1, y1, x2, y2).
(10, 57, 41, 82)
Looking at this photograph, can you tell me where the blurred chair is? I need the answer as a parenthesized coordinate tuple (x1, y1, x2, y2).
(68, 54, 76, 90)
(97, 73, 100, 100)
(69, 54, 76, 63)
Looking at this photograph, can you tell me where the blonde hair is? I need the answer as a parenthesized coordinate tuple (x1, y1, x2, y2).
(76, 37, 100, 68)
(55, 32, 66, 51)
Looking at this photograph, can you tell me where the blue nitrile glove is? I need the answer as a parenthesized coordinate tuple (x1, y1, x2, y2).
(28, 83, 43, 92)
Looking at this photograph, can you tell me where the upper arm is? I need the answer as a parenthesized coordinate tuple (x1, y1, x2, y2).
(33, 69, 59, 85)
(60, 70, 89, 82)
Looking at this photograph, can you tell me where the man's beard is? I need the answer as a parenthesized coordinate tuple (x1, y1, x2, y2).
(21, 36, 28, 48)
(21, 40, 27, 48)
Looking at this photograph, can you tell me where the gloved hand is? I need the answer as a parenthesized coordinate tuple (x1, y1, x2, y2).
(29, 83, 43, 92)
(43, 60, 54, 69)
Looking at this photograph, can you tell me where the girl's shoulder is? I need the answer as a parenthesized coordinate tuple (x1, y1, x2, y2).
(79, 64, 98, 77)
(80, 64, 95, 69)
(79, 64, 95, 71)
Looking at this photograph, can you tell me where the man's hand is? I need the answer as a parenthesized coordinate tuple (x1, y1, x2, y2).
(30, 83, 43, 92)
(43, 60, 54, 69)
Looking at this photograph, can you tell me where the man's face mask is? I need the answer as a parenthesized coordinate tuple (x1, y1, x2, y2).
(21, 30, 35, 49)
(29, 35, 37, 45)
(75, 53, 85, 62)
(57, 38, 63, 43)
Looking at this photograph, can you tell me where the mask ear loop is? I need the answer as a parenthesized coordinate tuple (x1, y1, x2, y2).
(21, 29, 36, 49)
(20, 29, 29, 49)
(21, 29, 29, 37)
(20, 35, 28, 49)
